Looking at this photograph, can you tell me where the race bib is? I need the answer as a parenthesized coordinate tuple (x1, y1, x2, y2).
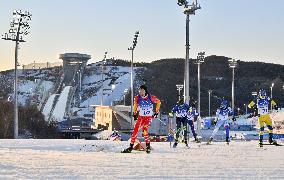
(139, 106, 153, 116)
(258, 107, 268, 115)
(176, 110, 187, 117)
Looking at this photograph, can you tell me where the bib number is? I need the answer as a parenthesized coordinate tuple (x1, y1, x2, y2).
(139, 107, 153, 116)
(259, 108, 268, 115)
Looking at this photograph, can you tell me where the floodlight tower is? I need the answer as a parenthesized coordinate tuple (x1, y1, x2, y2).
(128, 31, 139, 128)
(2, 10, 32, 139)
(194, 52, 205, 133)
(194, 52, 205, 116)
(229, 58, 238, 114)
(176, 84, 184, 101)
(177, 0, 201, 104)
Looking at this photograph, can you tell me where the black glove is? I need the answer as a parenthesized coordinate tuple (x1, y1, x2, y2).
(152, 112, 159, 118)
(133, 113, 138, 121)
(213, 118, 218, 125)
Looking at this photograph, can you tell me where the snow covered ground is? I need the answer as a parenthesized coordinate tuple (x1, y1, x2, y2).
(0, 139, 283, 179)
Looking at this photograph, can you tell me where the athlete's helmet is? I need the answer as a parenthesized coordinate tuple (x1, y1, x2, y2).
(221, 99, 228, 108)
(259, 89, 267, 99)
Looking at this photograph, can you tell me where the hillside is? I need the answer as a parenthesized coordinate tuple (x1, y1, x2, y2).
(141, 55, 284, 115)
(0, 55, 283, 120)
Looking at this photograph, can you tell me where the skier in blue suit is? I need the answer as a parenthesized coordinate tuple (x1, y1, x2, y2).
(186, 103, 201, 143)
(169, 99, 190, 147)
(207, 99, 235, 145)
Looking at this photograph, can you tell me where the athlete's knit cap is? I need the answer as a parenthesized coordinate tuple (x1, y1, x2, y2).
(139, 85, 148, 94)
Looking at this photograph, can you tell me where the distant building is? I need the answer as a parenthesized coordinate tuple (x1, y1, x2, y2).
(91, 105, 132, 131)
(92, 105, 170, 135)
(23, 61, 63, 69)
(59, 53, 91, 85)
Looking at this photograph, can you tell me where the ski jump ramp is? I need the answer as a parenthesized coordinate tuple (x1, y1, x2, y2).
(42, 86, 73, 122)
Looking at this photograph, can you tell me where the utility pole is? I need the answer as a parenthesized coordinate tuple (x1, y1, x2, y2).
(2, 10, 32, 139)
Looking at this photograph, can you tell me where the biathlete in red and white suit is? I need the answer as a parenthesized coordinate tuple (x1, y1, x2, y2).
(121, 85, 161, 153)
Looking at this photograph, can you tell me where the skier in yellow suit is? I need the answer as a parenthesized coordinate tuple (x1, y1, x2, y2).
(248, 89, 279, 147)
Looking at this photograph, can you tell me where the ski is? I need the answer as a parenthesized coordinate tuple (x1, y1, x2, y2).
(262, 143, 283, 146)
(121, 150, 145, 154)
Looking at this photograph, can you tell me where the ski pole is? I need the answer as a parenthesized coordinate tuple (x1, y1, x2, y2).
(156, 118, 174, 147)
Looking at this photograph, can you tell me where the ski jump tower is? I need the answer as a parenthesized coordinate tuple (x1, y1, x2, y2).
(59, 53, 91, 85)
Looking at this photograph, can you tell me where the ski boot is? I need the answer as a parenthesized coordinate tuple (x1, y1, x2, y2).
(206, 137, 213, 145)
(146, 143, 151, 154)
(259, 141, 263, 147)
(173, 141, 178, 148)
(194, 136, 201, 143)
(185, 140, 189, 147)
(226, 137, 230, 145)
(269, 137, 278, 145)
(121, 144, 134, 153)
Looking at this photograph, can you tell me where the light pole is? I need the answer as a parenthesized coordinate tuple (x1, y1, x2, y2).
(244, 104, 248, 115)
(252, 91, 257, 100)
(123, 89, 128, 106)
(78, 69, 82, 92)
(176, 84, 184, 101)
(270, 83, 274, 111)
(194, 52, 205, 116)
(2, 10, 32, 139)
(177, 0, 201, 104)
(128, 31, 139, 128)
(111, 84, 116, 106)
(194, 51, 205, 134)
(208, 90, 212, 117)
(100, 52, 107, 106)
(229, 58, 237, 116)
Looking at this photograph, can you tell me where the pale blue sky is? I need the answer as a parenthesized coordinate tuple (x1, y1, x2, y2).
(0, 0, 283, 71)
